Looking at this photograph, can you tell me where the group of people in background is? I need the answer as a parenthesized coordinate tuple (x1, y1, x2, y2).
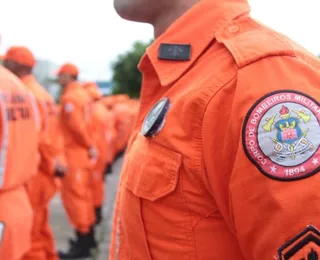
(0, 46, 139, 259)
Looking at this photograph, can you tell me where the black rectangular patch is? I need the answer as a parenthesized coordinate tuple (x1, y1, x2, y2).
(158, 43, 191, 61)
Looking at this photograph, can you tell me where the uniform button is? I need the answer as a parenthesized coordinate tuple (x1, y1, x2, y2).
(227, 24, 240, 34)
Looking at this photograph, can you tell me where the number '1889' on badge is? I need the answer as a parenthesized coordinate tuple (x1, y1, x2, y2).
(242, 90, 320, 181)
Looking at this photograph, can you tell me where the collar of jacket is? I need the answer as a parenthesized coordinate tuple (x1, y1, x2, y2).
(138, 0, 250, 87)
(20, 74, 35, 84)
(63, 81, 82, 94)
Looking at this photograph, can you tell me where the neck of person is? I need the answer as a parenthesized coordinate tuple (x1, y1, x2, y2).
(152, 1, 198, 38)
(17, 71, 31, 79)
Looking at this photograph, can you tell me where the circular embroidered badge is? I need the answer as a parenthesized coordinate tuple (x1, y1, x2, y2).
(141, 98, 170, 137)
(243, 90, 320, 181)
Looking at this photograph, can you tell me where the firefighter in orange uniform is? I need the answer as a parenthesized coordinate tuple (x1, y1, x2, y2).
(52, 104, 66, 190)
(0, 65, 38, 259)
(101, 95, 118, 162)
(3, 46, 66, 260)
(112, 95, 133, 157)
(109, 0, 320, 259)
(83, 82, 114, 224)
(57, 64, 98, 259)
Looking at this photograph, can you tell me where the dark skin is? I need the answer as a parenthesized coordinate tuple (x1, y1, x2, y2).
(113, 0, 199, 37)
(58, 74, 77, 90)
(3, 60, 32, 78)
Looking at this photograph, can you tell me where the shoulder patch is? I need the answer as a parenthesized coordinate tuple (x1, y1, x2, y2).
(64, 102, 74, 113)
(278, 225, 320, 260)
(216, 17, 296, 68)
(242, 90, 320, 181)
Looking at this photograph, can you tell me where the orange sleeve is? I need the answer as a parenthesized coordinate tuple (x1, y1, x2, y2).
(61, 99, 93, 149)
(203, 56, 320, 259)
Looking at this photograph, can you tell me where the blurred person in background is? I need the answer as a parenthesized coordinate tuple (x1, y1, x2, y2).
(109, 0, 320, 259)
(57, 63, 98, 259)
(83, 82, 114, 227)
(3, 46, 66, 260)
(110, 95, 133, 159)
(0, 56, 39, 260)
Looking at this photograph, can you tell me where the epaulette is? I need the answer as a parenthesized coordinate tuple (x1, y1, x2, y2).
(215, 16, 296, 68)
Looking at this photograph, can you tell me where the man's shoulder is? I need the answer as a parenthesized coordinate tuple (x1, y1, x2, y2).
(0, 67, 26, 93)
(40, 87, 55, 104)
(21, 75, 45, 99)
(62, 86, 90, 105)
(215, 15, 299, 69)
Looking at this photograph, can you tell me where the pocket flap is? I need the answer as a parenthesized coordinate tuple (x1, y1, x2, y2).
(124, 135, 182, 201)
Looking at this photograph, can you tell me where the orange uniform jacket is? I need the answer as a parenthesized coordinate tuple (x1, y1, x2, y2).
(91, 102, 108, 165)
(113, 102, 135, 154)
(60, 81, 95, 233)
(104, 105, 117, 165)
(90, 101, 110, 207)
(21, 74, 61, 260)
(0, 67, 38, 260)
(60, 82, 93, 168)
(109, 0, 320, 259)
(21, 75, 56, 177)
(101, 96, 118, 161)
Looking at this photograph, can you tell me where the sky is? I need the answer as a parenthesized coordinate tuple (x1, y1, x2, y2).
(0, 0, 320, 81)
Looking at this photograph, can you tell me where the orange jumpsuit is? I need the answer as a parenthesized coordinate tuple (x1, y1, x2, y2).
(21, 75, 59, 260)
(113, 101, 134, 155)
(84, 83, 115, 208)
(60, 81, 95, 233)
(52, 104, 66, 190)
(109, 0, 320, 259)
(101, 96, 118, 161)
(0, 67, 38, 260)
(90, 101, 110, 208)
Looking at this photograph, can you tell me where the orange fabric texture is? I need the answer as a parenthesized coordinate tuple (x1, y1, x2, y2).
(61, 168, 95, 233)
(89, 100, 111, 207)
(101, 95, 116, 109)
(109, 0, 320, 259)
(84, 83, 103, 101)
(0, 186, 33, 260)
(20, 74, 59, 260)
(4, 46, 36, 67)
(21, 75, 57, 176)
(57, 63, 79, 76)
(23, 172, 58, 260)
(84, 82, 111, 207)
(60, 81, 95, 233)
(0, 70, 38, 190)
(0, 67, 38, 259)
(113, 102, 135, 154)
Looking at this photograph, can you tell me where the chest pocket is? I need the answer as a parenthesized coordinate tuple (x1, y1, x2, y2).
(121, 135, 196, 259)
(124, 134, 182, 201)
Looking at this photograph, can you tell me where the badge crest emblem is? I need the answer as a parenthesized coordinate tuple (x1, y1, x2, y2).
(64, 102, 74, 113)
(141, 98, 170, 137)
(278, 225, 320, 260)
(243, 90, 320, 181)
